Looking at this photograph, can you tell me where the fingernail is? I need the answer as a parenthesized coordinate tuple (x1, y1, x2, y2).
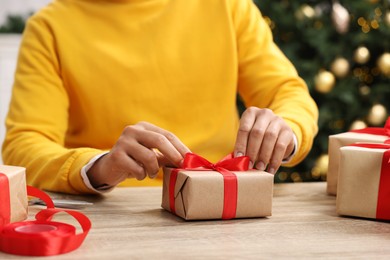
(255, 161, 266, 171)
(249, 161, 254, 169)
(268, 167, 276, 175)
(236, 152, 244, 157)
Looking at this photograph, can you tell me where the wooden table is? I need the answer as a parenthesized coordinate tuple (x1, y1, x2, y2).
(1, 182, 390, 259)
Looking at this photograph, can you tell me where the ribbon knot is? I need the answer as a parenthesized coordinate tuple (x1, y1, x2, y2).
(169, 153, 250, 220)
(182, 152, 250, 171)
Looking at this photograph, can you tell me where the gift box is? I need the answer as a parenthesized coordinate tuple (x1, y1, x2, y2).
(161, 153, 273, 220)
(0, 165, 28, 225)
(327, 125, 390, 195)
(336, 143, 390, 220)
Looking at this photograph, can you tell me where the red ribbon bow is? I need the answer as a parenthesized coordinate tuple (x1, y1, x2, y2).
(348, 143, 390, 220)
(169, 153, 250, 220)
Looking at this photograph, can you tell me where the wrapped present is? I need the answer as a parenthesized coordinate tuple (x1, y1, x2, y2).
(336, 143, 390, 220)
(327, 118, 390, 195)
(161, 153, 273, 220)
(0, 165, 28, 225)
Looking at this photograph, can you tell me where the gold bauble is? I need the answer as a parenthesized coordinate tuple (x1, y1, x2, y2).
(367, 104, 388, 126)
(377, 52, 390, 77)
(314, 154, 329, 175)
(386, 11, 390, 26)
(359, 85, 371, 97)
(314, 70, 336, 93)
(349, 120, 367, 130)
(295, 4, 316, 20)
(330, 57, 350, 78)
(354, 46, 370, 64)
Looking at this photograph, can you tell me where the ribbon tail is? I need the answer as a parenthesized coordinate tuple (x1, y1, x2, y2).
(377, 150, 390, 219)
(217, 167, 238, 220)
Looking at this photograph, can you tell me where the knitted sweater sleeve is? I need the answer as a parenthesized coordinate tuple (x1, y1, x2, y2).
(230, 0, 319, 166)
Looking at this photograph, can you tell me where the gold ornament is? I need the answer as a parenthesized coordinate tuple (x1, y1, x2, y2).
(314, 70, 336, 93)
(295, 4, 316, 20)
(330, 57, 350, 78)
(385, 11, 390, 26)
(331, 1, 350, 34)
(349, 120, 367, 130)
(354, 46, 370, 64)
(377, 52, 390, 77)
(314, 154, 329, 176)
(359, 85, 371, 96)
(367, 104, 387, 126)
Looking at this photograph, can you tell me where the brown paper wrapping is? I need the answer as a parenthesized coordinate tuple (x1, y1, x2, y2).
(327, 132, 388, 195)
(162, 168, 273, 220)
(336, 146, 384, 219)
(0, 165, 28, 224)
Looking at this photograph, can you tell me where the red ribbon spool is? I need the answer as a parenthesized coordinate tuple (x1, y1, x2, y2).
(0, 185, 91, 256)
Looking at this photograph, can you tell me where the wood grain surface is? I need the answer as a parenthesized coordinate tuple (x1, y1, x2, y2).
(1, 182, 390, 259)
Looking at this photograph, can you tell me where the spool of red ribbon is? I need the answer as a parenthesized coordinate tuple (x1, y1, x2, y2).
(0, 186, 91, 256)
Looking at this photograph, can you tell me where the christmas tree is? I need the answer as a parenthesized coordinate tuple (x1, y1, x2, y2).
(252, 0, 390, 182)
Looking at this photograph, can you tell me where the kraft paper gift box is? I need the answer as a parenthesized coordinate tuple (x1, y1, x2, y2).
(0, 165, 28, 225)
(327, 126, 390, 195)
(161, 153, 273, 220)
(336, 144, 390, 221)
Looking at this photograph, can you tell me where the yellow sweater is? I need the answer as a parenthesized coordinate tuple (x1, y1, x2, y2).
(2, 0, 318, 194)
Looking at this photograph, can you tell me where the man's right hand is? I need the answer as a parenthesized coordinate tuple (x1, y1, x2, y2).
(87, 121, 190, 189)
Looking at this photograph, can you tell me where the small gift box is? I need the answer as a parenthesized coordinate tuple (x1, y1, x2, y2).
(336, 143, 390, 221)
(327, 119, 390, 195)
(0, 165, 28, 225)
(161, 153, 273, 220)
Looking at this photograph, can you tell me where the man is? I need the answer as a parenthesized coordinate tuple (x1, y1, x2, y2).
(2, 0, 318, 194)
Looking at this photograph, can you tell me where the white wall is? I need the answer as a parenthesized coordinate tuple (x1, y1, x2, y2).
(0, 35, 21, 163)
(0, 1, 50, 163)
(0, 0, 51, 25)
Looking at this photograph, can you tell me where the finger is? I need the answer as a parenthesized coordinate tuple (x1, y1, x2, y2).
(245, 117, 271, 169)
(137, 122, 191, 156)
(255, 121, 281, 171)
(107, 149, 147, 181)
(155, 150, 177, 168)
(267, 130, 293, 175)
(283, 136, 295, 160)
(234, 108, 257, 158)
(126, 158, 148, 180)
(127, 143, 160, 179)
(136, 130, 185, 167)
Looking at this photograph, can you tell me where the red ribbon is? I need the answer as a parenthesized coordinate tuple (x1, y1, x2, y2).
(350, 117, 390, 137)
(348, 143, 390, 220)
(0, 173, 11, 226)
(0, 185, 91, 256)
(169, 153, 250, 220)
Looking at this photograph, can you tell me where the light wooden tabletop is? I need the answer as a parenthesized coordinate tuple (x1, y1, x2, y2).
(1, 182, 390, 259)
